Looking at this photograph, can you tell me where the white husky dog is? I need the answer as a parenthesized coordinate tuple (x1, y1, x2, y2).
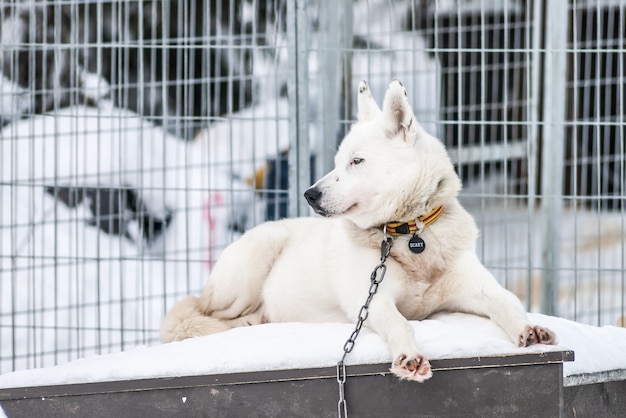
(161, 80, 555, 381)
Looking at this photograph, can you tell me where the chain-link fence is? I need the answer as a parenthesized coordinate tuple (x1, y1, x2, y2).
(1, 0, 624, 373)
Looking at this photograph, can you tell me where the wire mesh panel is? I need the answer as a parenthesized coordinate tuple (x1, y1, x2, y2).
(307, 0, 625, 328)
(0, 0, 290, 372)
(561, 0, 626, 325)
(0, 0, 625, 374)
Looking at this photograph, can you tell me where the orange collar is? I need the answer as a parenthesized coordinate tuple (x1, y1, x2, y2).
(385, 205, 444, 236)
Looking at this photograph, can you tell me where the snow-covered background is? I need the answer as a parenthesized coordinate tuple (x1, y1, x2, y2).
(1, 0, 625, 385)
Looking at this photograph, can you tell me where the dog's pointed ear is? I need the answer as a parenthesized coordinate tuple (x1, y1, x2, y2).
(381, 80, 416, 140)
(357, 80, 381, 122)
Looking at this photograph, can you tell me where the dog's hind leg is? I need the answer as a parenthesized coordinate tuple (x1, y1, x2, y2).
(198, 221, 292, 320)
(161, 221, 289, 342)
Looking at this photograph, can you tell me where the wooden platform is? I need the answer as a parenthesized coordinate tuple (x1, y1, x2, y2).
(0, 351, 578, 417)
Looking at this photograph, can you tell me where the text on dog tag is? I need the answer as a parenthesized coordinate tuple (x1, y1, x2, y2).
(408, 235, 425, 254)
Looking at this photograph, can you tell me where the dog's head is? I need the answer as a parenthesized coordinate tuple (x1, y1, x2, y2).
(304, 80, 461, 230)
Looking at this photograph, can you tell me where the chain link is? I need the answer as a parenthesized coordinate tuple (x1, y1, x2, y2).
(337, 237, 393, 418)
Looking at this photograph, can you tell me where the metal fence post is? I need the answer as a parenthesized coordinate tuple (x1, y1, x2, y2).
(317, 1, 353, 182)
(287, 0, 310, 218)
(318, 0, 339, 179)
(540, 1, 569, 316)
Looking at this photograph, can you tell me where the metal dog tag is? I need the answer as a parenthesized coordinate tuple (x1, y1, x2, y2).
(408, 235, 425, 254)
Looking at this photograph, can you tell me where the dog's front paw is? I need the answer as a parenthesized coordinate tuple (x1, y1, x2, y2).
(390, 353, 432, 382)
(519, 325, 557, 347)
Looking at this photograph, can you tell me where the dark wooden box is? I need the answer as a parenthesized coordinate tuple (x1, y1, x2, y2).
(1, 351, 575, 418)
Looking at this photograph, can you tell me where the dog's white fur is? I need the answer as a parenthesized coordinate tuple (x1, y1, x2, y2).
(161, 80, 555, 381)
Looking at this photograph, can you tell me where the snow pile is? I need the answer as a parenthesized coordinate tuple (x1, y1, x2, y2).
(0, 312, 625, 389)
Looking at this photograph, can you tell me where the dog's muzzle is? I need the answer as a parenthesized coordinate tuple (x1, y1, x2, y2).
(304, 187, 327, 215)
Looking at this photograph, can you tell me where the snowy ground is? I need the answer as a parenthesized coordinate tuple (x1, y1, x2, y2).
(0, 312, 625, 390)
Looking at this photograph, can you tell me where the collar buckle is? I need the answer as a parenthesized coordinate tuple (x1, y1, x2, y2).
(385, 205, 444, 237)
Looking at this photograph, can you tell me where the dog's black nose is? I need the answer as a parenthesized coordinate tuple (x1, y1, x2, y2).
(304, 187, 322, 205)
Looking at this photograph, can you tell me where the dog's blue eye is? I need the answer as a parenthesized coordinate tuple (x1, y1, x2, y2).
(351, 158, 364, 165)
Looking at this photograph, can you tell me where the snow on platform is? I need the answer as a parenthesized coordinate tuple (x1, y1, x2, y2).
(0, 312, 624, 389)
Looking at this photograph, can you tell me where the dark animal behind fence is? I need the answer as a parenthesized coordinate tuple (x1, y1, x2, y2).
(0, 0, 255, 139)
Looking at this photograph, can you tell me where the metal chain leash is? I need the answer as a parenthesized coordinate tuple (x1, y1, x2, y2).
(337, 236, 393, 418)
